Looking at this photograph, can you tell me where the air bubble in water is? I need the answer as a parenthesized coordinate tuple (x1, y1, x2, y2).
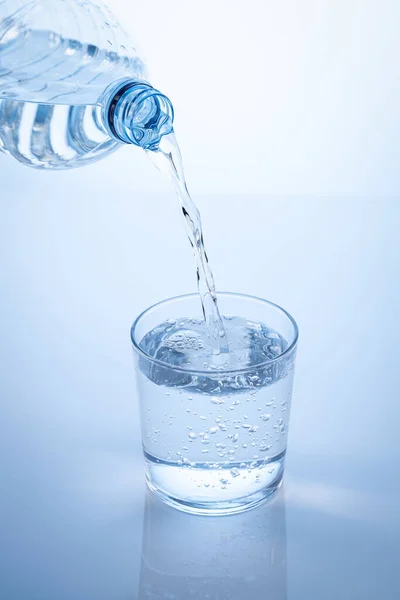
(230, 468, 240, 478)
(270, 345, 281, 355)
(210, 397, 224, 405)
(209, 426, 219, 434)
(189, 432, 197, 440)
(259, 443, 272, 452)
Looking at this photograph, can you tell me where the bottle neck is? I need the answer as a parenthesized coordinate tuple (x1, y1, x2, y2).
(105, 80, 174, 151)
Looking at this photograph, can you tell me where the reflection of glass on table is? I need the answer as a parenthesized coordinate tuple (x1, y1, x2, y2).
(138, 488, 287, 600)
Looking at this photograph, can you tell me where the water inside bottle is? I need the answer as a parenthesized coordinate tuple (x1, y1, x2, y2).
(0, 26, 145, 168)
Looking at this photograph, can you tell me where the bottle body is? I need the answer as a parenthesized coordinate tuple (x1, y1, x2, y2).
(0, 0, 147, 105)
(0, 96, 121, 169)
(0, 0, 173, 169)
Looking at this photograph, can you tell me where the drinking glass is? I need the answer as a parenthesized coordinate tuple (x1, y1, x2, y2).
(131, 293, 298, 515)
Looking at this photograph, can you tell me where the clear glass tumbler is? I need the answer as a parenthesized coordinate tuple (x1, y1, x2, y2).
(131, 293, 298, 515)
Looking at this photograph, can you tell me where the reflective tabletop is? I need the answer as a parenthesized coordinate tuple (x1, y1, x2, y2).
(1, 453, 398, 599)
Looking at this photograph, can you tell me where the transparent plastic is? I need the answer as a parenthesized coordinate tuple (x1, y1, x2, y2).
(0, 0, 174, 168)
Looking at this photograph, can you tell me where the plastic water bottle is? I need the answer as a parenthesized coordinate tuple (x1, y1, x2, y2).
(0, 0, 174, 169)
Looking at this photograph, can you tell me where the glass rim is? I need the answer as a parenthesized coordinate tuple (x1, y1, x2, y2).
(130, 292, 299, 376)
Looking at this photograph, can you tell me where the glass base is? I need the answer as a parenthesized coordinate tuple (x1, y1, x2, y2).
(144, 449, 286, 516)
(145, 473, 284, 516)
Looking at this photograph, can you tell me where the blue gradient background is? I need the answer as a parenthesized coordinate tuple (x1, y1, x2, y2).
(0, 1, 399, 598)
